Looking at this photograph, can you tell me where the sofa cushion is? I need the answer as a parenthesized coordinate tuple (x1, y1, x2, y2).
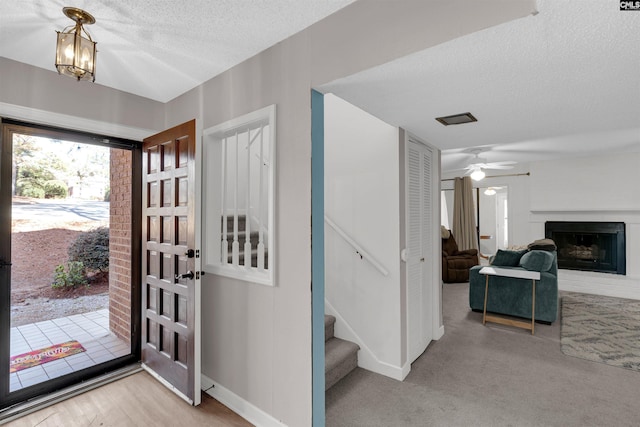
(491, 249, 527, 267)
(519, 250, 554, 272)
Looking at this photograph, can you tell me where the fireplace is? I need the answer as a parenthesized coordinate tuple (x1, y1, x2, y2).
(545, 221, 626, 275)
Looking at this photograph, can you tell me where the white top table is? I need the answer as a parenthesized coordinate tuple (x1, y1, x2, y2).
(478, 266, 540, 334)
(479, 266, 540, 281)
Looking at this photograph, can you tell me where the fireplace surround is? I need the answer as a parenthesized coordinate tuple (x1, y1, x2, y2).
(545, 221, 626, 275)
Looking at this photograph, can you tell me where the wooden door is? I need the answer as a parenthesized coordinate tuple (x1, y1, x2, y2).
(406, 138, 434, 363)
(141, 120, 201, 405)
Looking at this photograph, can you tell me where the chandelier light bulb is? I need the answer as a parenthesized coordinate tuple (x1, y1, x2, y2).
(64, 44, 74, 60)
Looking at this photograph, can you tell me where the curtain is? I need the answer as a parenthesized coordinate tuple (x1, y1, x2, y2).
(452, 176, 478, 251)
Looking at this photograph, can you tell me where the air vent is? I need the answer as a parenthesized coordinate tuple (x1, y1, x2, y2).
(435, 112, 477, 126)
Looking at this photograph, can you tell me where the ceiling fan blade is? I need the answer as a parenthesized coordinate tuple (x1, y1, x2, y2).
(488, 161, 517, 166)
(483, 164, 514, 170)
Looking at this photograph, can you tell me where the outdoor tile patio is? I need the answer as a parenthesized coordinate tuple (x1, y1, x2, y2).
(9, 309, 130, 392)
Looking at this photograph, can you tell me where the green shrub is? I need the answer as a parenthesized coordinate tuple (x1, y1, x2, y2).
(16, 164, 55, 199)
(17, 182, 45, 199)
(103, 187, 111, 202)
(68, 227, 109, 272)
(52, 261, 87, 289)
(44, 180, 68, 199)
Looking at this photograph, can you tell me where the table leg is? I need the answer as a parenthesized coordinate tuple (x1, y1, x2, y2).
(531, 279, 536, 335)
(483, 274, 489, 325)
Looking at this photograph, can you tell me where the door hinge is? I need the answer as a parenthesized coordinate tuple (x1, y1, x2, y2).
(196, 249, 200, 258)
(196, 271, 206, 280)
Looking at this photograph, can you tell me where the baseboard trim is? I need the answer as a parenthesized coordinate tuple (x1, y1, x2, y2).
(400, 361, 411, 380)
(359, 354, 409, 381)
(325, 300, 407, 381)
(201, 374, 287, 427)
(434, 325, 445, 340)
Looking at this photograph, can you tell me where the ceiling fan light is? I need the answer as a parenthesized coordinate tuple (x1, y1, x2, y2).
(484, 187, 497, 196)
(470, 168, 485, 181)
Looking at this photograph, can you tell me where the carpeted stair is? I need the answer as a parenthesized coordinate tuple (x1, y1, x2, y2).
(325, 314, 359, 390)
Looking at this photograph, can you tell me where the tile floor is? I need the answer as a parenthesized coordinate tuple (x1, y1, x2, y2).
(9, 309, 130, 392)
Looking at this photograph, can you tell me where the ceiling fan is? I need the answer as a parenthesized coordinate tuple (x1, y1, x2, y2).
(461, 150, 516, 181)
(483, 186, 504, 196)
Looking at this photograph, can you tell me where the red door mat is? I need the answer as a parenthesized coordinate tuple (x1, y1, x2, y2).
(10, 340, 86, 373)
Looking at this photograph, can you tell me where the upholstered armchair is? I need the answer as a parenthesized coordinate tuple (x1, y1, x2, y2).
(442, 228, 479, 283)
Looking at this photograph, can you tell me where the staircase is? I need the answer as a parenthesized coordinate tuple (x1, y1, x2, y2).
(325, 314, 359, 390)
(223, 215, 268, 268)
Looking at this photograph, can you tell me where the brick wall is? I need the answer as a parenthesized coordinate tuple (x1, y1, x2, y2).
(109, 149, 132, 345)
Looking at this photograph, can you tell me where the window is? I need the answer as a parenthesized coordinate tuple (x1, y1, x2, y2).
(202, 105, 276, 285)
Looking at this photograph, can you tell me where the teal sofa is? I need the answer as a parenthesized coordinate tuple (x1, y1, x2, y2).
(469, 249, 558, 324)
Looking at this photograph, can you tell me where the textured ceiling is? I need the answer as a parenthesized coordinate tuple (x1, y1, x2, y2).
(0, 0, 355, 102)
(320, 0, 640, 174)
(2, 1, 638, 172)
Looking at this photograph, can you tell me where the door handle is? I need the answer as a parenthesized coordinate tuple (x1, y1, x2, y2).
(0, 259, 11, 268)
(420, 257, 425, 262)
(175, 271, 194, 280)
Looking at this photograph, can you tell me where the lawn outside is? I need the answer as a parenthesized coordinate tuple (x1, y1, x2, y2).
(10, 197, 109, 327)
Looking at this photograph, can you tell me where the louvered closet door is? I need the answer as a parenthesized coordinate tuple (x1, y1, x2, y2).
(406, 139, 434, 363)
(141, 120, 201, 405)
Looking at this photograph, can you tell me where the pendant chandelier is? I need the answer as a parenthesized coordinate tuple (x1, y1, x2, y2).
(55, 7, 97, 82)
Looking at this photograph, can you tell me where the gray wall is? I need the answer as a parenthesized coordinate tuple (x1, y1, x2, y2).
(0, 57, 164, 134)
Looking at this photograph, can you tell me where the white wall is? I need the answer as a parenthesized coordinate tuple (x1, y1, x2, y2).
(478, 188, 498, 255)
(441, 191, 451, 229)
(527, 152, 640, 299)
(324, 94, 403, 376)
(529, 152, 640, 212)
(442, 189, 454, 229)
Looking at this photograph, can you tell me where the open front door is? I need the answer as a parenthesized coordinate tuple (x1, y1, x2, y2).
(141, 120, 201, 405)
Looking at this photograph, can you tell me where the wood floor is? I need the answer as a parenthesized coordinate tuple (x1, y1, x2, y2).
(4, 371, 253, 427)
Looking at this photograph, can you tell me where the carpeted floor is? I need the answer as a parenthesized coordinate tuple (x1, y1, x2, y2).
(561, 292, 640, 371)
(326, 282, 640, 426)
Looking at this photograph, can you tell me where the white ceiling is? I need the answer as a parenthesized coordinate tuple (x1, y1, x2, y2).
(0, 0, 355, 103)
(320, 0, 640, 174)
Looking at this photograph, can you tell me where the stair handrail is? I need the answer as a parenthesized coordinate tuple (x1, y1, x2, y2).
(324, 215, 389, 277)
